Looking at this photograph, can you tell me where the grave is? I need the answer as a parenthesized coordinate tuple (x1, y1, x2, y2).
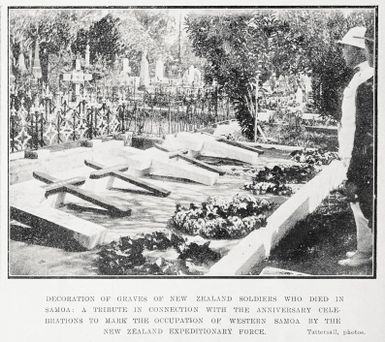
(154, 143, 225, 175)
(163, 132, 260, 165)
(139, 50, 150, 88)
(10, 204, 110, 250)
(33, 171, 132, 217)
(124, 146, 220, 186)
(62, 58, 92, 102)
(208, 160, 346, 275)
(216, 137, 264, 154)
(9, 137, 348, 276)
(10, 170, 116, 250)
(84, 159, 171, 197)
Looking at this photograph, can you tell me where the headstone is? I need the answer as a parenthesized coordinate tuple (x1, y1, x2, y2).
(75, 58, 81, 71)
(193, 67, 202, 85)
(155, 57, 164, 82)
(187, 65, 195, 84)
(122, 58, 130, 74)
(123, 131, 133, 146)
(295, 87, 304, 106)
(182, 69, 189, 84)
(139, 50, 150, 88)
(32, 40, 42, 80)
(17, 52, 27, 73)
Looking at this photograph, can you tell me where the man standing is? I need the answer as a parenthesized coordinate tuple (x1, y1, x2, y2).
(337, 26, 374, 267)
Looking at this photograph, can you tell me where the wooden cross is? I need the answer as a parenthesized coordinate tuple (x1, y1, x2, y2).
(62, 59, 92, 102)
(154, 143, 225, 175)
(33, 171, 131, 217)
(216, 137, 264, 154)
(84, 160, 171, 197)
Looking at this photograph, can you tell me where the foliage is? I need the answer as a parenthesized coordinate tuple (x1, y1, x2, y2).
(186, 9, 374, 138)
(97, 231, 221, 275)
(251, 165, 317, 184)
(171, 194, 274, 239)
(88, 14, 121, 65)
(10, 9, 200, 86)
(289, 149, 338, 166)
(243, 149, 337, 196)
(243, 181, 293, 196)
(10, 10, 80, 82)
(262, 122, 339, 150)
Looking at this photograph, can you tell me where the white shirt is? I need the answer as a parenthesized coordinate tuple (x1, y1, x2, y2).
(338, 61, 374, 169)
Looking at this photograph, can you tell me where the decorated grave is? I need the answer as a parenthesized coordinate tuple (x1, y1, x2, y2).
(9, 133, 343, 276)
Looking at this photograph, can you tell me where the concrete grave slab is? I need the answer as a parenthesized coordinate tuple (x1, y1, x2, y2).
(124, 147, 220, 186)
(10, 180, 116, 250)
(172, 132, 260, 164)
(259, 266, 309, 276)
(154, 142, 225, 175)
(85, 159, 171, 197)
(33, 171, 132, 217)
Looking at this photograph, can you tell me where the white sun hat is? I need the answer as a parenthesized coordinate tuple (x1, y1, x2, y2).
(337, 26, 367, 49)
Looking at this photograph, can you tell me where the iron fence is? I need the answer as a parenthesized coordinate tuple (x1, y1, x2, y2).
(9, 85, 235, 153)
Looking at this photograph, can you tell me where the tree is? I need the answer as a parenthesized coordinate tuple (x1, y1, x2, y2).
(88, 14, 121, 65)
(186, 12, 289, 139)
(186, 9, 374, 139)
(10, 10, 81, 82)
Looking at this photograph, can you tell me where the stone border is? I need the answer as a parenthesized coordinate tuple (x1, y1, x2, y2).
(208, 160, 346, 275)
(10, 204, 112, 250)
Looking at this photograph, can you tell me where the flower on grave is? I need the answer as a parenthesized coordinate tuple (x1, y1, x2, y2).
(227, 215, 244, 229)
(194, 218, 207, 231)
(171, 194, 274, 239)
(203, 220, 222, 238)
(243, 181, 293, 196)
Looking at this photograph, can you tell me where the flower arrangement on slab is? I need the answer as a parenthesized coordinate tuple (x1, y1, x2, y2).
(243, 181, 293, 196)
(171, 194, 274, 239)
(97, 231, 221, 275)
(289, 149, 338, 166)
(242, 149, 338, 196)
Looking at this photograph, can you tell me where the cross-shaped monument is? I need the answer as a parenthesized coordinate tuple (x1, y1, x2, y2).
(62, 58, 92, 103)
(33, 171, 131, 217)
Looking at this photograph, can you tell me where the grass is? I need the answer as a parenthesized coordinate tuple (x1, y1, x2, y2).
(251, 191, 373, 276)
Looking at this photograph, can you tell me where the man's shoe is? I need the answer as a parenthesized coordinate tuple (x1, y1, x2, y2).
(338, 252, 372, 267)
(346, 250, 357, 258)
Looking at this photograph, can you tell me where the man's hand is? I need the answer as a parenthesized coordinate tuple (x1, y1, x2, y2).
(345, 181, 358, 202)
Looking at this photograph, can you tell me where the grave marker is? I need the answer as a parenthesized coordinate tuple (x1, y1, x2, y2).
(33, 171, 131, 217)
(62, 59, 92, 102)
(125, 146, 220, 186)
(167, 132, 260, 165)
(154, 143, 225, 175)
(84, 160, 171, 197)
(216, 137, 264, 154)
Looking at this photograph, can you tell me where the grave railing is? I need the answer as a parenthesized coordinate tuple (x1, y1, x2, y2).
(9, 87, 235, 154)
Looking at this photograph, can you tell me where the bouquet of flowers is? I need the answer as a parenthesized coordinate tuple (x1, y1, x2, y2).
(97, 231, 221, 275)
(171, 194, 274, 239)
(251, 165, 316, 184)
(290, 149, 338, 166)
(243, 181, 293, 196)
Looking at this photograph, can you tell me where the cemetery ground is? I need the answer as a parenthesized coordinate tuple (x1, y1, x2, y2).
(9, 127, 372, 277)
(9, 140, 287, 276)
(252, 193, 372, 276)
